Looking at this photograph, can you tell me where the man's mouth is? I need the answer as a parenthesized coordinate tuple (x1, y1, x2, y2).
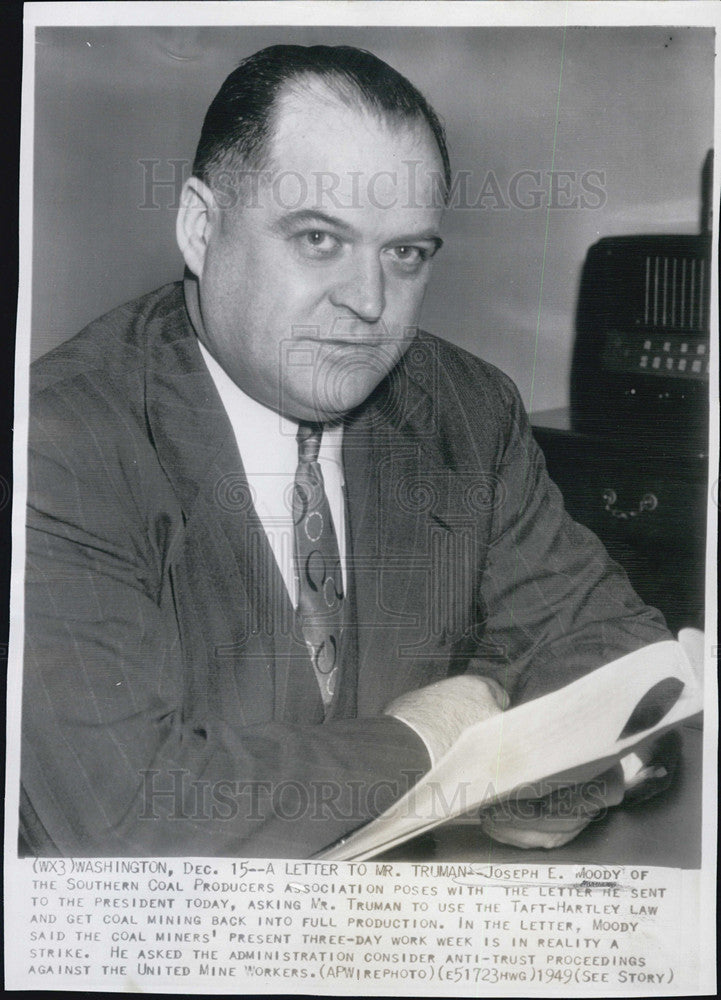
(304, 337, 387, 348)
(294, 335, 410, 351)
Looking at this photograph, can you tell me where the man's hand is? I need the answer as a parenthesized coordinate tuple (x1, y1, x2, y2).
(478, 765, 626, 849)
(478, 726, 683, 850)
(384, 673, 509, 767)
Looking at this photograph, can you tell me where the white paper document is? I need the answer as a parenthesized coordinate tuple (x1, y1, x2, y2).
(320, 640, 703, 860)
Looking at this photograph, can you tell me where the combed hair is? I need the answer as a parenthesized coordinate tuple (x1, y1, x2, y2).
(192, 44, 451, 194)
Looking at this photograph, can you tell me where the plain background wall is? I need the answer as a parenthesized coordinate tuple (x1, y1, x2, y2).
(31, 26, 714, 412)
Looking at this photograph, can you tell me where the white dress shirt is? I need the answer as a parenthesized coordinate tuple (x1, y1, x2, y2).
(197, 341, 346, 607)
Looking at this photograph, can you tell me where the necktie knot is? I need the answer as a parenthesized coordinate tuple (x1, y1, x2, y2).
(297, 422, 323, 464)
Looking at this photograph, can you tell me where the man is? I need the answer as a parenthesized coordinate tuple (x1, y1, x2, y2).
(21, 45, 670, 858)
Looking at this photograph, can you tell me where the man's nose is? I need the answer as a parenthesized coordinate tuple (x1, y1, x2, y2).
(329, 251, 386, 324)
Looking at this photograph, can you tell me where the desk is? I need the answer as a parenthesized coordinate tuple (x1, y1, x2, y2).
(530, 407, 707, 634)
(381, 722, 702, 868)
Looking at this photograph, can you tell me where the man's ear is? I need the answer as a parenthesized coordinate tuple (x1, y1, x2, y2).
(176, 177, 218, 277)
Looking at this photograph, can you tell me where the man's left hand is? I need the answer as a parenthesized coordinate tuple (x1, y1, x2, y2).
(478, 765, 626, 849)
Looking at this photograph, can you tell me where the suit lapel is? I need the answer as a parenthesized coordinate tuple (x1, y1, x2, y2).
(345, 362, 482, 715)
(144, 288, 324, 726)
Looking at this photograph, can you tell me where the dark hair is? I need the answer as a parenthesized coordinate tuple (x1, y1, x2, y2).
(193, 44, 451, 195)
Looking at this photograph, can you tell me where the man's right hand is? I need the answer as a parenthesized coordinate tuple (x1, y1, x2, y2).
(384, 672, 509, 767)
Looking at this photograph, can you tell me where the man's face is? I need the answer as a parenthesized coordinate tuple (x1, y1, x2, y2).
(194, 83, 445, 422)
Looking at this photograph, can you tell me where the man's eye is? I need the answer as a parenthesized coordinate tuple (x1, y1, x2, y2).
(386, 245, 430, 269)
(394, 245, 422, 260)
(298, 230, 341, 255)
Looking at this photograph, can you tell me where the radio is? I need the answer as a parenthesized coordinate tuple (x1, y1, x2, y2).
(571, 154, 712, 442)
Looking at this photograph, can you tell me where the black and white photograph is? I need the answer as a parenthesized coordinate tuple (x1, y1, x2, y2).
(4, 2, 718, 995)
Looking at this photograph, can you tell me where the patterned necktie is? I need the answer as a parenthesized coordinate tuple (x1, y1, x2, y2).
(293, 422, 345, 710)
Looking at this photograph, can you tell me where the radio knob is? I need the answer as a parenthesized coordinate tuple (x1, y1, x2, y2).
(640, 492, 658, 512)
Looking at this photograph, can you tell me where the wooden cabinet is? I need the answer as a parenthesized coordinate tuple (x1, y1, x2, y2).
(531, 408, 708, 635)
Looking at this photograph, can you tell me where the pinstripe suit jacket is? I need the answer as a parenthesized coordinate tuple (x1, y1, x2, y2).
(21, 282, 670, 856)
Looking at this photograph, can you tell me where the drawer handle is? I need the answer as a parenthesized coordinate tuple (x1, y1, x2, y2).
(602, 489, 658, 520)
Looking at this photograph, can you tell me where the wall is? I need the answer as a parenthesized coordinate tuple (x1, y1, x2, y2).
(31, 26, 714, 412)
